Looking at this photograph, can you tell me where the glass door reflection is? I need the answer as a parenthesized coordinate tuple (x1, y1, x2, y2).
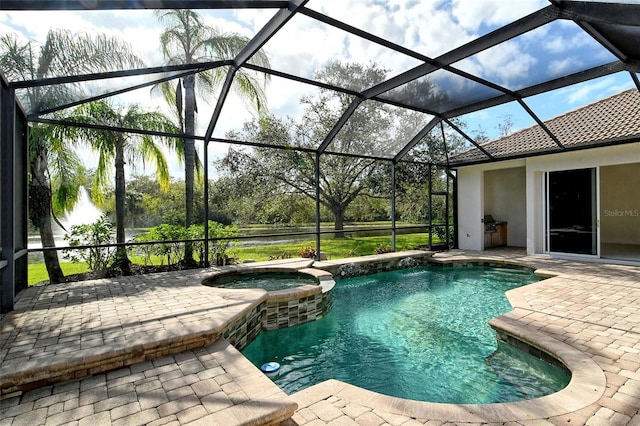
(547, 168, 598, 255)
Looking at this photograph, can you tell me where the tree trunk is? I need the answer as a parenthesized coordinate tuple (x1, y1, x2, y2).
(114, 137, 131, 274)
(29, 148, 65, 283)
(333, 207, 346, 239)
(183, 75, 196, 265)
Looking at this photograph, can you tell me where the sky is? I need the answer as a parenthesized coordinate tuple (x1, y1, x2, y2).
(1, 0, 636, 179)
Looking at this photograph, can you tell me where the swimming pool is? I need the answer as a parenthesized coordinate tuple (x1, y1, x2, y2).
(242, 265, 570, 404)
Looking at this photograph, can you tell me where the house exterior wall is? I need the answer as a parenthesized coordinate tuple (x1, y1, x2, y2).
(525, 143, 640, 255)
(456, 159, 524, 251)
(484, 167, 527, 247)
(457, 167, 483, 250)
(455, 143, 640, 255)
(600, 163, 640, 245)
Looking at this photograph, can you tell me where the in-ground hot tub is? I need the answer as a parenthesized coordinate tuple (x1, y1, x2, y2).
(202, 267, 335, 341)
(203, 270, 319, 291)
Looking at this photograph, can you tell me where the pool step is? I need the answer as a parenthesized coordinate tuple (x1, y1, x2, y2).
(0, 338, 297, 426)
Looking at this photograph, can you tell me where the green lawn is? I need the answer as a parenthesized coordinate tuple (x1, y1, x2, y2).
(28, 262, 91, 285)
(28, 233, 438, 286)
(229, 233, 433, 261)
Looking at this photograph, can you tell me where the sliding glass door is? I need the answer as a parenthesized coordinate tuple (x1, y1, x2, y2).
(545, 168, 598, 256)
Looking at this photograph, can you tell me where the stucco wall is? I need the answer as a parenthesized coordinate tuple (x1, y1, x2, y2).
(600, 163, 640, 245)
(456, 143, 640, 255)
(456, 167, 483, 250)
(456, 160, 524, 250)
(484, 167, 526, 247)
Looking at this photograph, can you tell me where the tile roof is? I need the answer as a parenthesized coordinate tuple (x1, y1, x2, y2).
(450, 89, 640, 165)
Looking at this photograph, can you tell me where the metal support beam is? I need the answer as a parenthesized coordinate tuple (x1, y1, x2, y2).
(32, 68, 210, 118)
(317, 98, 362, 154)
(450, 170, 459, 249)
(312, 5, 557, 100)
(443, 119, 494, 160)
(10, 61, 231, 90)
(301, 7, 433, 64)
(576, 21, 628, 63)
(394, 117, 441, 163)
(557, 1, 640, 27)
(203, 0, 307, 144)
(242, 63, 360, 97)
(631, 72, 640, 91)
(15, 103, 28, 296)
(314, 153, 321, 260)
(445, 169, 450, 249)
(203, 67, 237, 143)
(391, 162, 396, 252)
(436, 5, 559, 66)
(1, 81, 15, 313)
(440, 121, 450, 166)
(517, 99, 565, 150)
(428, 164, 433, 250)
(235, 0, 308, 66)
(0, 1, 289, 10)
(203, 141, 210, 267)
(517, 61, 625, 98)
(442, 61, 624, 119)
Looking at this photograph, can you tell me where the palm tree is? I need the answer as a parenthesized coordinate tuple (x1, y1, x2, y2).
(0, 30, 144, 283)
(60, 100, 181, 273)
(155, 9, 270, 264)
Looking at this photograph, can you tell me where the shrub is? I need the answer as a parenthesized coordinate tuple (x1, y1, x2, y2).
(190, 221, 239, 266)
(130, 232, 157, 266)
(130, 221, 239, 267)
(64, 214, 116, 271)
(433, 225, 454, 246)
(146, 223, 189, 266)
(297, 246, 316, 259)
(269, 251, 292, 260)
(374, 243, 393, 254)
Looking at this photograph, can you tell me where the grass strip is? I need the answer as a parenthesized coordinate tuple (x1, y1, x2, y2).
(28, 233, 438, 285)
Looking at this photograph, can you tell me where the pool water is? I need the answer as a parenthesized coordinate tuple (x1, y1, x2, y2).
(242, 266, 570, 404)
(203, 272, 317, 291)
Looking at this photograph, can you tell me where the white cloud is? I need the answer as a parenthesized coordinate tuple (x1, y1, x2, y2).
(544, 37, 567, 55)
(563, 77, 634, 105)
(451, 0, 546, 32)
(2, 1, 630, 179)
(548, 58, 575, 77)
(414, 7, 474, 57)
(541, 23, 598, 55)
(459, 40, 537, 88)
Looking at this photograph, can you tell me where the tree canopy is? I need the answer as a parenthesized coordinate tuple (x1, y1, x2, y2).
(155, 8, 271, 263)
(218, 61, 446, 234)
(0, 29, 144, 282)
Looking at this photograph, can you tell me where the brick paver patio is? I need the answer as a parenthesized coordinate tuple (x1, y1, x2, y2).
(1, 250, 639, 425)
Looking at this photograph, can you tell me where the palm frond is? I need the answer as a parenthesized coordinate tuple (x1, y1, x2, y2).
(49, 147, 85, 214)
(0, 33, 36, 82)
(234, 69, 270, 116)
(43, 29, 145, 78)
(139, 135, 171, 193)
